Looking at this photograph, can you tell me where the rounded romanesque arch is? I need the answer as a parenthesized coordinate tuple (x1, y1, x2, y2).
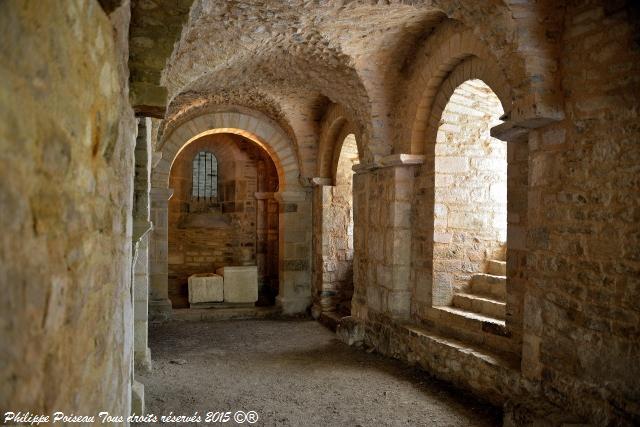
(396, 22, 514, 155)
(153, 108, 303, 193)
(316, 103, 363, 184)
(408, 55, 528, 358)
(148, 108, 312, 318)
(422, 56, 512, 150)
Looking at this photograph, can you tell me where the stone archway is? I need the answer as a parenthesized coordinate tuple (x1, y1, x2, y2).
(149, 109, 312, 318)
(410, 56, 527, 357)
(312, 105, 363, 324)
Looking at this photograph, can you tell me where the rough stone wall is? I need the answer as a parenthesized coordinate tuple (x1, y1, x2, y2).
(520, 1, 640, 424)
(168, 134, 278, 307)
(432, 79, 506, 300)
(0, 0, 135, 416)
(346, 2, 640, 425)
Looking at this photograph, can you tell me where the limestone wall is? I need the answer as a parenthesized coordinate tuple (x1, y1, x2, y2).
(520, 1, 640, 423)
(0, 1, 135, 416)
(168, 134, 278, 307)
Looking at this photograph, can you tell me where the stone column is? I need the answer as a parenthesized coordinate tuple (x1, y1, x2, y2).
(274, 189, 312, 314)
(148, 187, 173, 320)
(310, 177, 333, 318)
(132, 118, 153, 372)
(351, 154, 423, 322)
(255, 191, 276, 298)
(380, 155, 423, 320)
(351, 167, 369, 321)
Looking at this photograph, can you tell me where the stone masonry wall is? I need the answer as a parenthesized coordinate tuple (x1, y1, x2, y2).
(0, 1, 136, 416)
(519, 1, 640, 424)
(347, 2, 640, 425)
(432, 79, 506, 300)
(168, 134, 278, 307)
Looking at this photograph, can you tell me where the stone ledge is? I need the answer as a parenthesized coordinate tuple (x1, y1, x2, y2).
(339, 315, 521, 406)
(379, 153, 425, 167)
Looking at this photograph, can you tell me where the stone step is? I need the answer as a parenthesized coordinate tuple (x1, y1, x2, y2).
(452, 292, 506, 320)
(403, 324, 521, 372)
(432, 305, 513, 354)
(318, 311, 344, 332)
(470, 273, 506, 300)
(487, 259, 506, 276)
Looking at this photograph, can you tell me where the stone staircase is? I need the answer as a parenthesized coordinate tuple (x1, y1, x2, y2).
(451, 259, 506, 320)
(432, 258, 512, 354)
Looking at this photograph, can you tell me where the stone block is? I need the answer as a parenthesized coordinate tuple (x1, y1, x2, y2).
(188, 273, 224, 303)
(216, 266, 258, 304)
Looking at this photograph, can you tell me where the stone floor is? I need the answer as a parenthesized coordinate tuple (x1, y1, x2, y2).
(140, 319, 501, 426)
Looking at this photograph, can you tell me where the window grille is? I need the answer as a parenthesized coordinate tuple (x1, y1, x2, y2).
(192, 151, 218, 200)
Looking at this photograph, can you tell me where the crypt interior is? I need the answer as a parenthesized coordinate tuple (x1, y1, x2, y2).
(0, 0, 639, 425)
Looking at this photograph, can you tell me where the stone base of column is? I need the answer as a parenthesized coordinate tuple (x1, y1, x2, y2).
(131, 379, 145, 415)
(149, 299, 172, 321)
(310, 303, 322, 319)
(276, 295, 311, 315)
(135, 347, 152, 374)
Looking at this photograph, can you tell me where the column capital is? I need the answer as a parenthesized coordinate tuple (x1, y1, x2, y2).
(491, 115, 563, 143)
(352, 162, 376, 174)
(310, 177, 332, 187)
(380, 153, 425, 167)
(353, 153, 425, 174)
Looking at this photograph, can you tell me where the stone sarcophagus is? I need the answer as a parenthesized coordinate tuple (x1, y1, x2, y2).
(188, 273, 224, 304)
(216, 266, 258, 304)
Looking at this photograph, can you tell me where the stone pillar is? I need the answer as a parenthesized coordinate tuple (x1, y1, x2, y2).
(255, 191, 277, 299)
(274, 189, 312, 314)
(380, 155, 423, 320)
(492, 118, 555, 371)
(505, 131, 529, 358)
(351, 168, 369, 321)
(133, 229, 152, 371)
(148, 187, 173, 320)
(351, 154, 423, 322)
(310, 177, 333, 318)
(131, 117, 152, 415)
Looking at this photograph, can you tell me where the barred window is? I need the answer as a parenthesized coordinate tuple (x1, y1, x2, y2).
(192, 151, 218, 200)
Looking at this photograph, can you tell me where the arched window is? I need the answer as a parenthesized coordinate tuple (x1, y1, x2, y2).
(192, 151, 218, 200)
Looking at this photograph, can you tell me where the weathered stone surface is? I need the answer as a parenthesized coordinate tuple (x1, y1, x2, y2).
(188, 273, 224, 304)
(216, 266, 258, 304)
(0, 0, 135, 416)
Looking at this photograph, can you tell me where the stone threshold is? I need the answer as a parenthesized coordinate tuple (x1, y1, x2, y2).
(427, 305, 514, 354)
(402, 323, 520, 372)
(171, 306, 281, 322)
(318, 311, 347, 331)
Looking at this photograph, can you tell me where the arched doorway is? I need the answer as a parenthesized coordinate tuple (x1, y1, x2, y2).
(432, 79, 507, 312)
(167, 133, 279, 308)
(149, 109, 313, 318)
(313, 133, 360, 320)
